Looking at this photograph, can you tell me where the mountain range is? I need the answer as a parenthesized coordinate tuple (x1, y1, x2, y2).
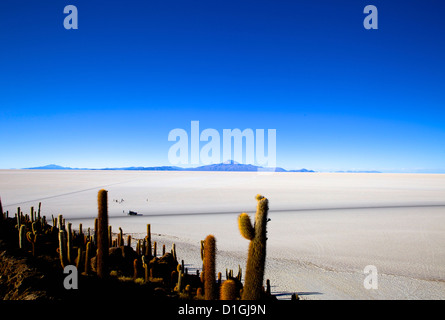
(25, 161, 315, 172)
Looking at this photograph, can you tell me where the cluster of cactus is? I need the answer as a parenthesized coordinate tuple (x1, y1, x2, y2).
(57, 215, 94, 271)
(12, 203, 59, 256)
(1, 192, 283, 300)
(176, 194, 273, 300)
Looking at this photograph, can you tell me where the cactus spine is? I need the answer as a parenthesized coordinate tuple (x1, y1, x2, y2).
(238, 194, 269, 300)
(203, 234, 217, 300)
(96, 189, 109, 278)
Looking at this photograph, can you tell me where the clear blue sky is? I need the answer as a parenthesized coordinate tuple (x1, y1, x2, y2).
(0, 0, 444, 172)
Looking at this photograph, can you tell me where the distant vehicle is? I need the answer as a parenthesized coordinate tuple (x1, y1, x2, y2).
(127, 210, 138, 216)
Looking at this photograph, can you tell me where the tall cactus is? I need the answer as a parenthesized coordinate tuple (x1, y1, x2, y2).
(0, 196, 3, 220)
(16, 207, 21, 228)
(37, 202, 41, 221)
(203, 234, 217, 300)
(67, 222, 73, 264)
(238, 194, 269, 300)
(145, 224, 152, 259)
(58, 229, 67, 268)
(96, 189, 109, 278)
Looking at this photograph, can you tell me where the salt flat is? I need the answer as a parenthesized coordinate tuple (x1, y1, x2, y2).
(1, 170, 444, 299)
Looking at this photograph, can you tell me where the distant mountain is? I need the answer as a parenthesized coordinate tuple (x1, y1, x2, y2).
(188, 161, 279, 172)
(288, 168, 314, 172)
(187, 160, 311, 172)
(334, 170, 381, 173)
(100, 166, 183, 171)
(24, 162, 315, 172)
(26, 164, 75, 170)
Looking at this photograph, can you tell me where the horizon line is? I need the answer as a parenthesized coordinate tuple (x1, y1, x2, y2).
(1, 163, 444, 174)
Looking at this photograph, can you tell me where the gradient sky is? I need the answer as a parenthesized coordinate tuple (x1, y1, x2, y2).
(0, 0, 444, 172)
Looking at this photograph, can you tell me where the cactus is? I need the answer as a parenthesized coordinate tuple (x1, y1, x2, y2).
(19, 225, 26, 249)
(200, 240, 205, 261)
(265, 279, 271, 296)
(220, 279, 238, 300)
(171, 243, 177, 262)
(26, 231, 38, 256)
(238, 194, 269, 300)
(118, 227, 123, 247)
(133, 258, 139, 280)
(236, 265, 242, 282)
(136, 239, 142, 256)
(145, 224, 152, 259)
(196, 287, 204, 299)
(84, 241, 92, 274)
(58, 229, 67, 268)
(96, 189, 109, 278)
(58, 214, 64, 231)
(142, 255, 149, 283)
(127, 235, 132, 247)
(37, 202, 41, 221)
(94, 217, 98, 245)
(75, 247, 83, 270)
(203, 234, 217, 300)
(171, 270, 178, 288)
(31, 221, 38, 235)
(0, 196, 3, 221)
(177, 270, 185, 292)
(16, 207, 21, 228)
(153, 241, 157, 258)
(108, 225, 112, 247)
(67, 222, 73, 264)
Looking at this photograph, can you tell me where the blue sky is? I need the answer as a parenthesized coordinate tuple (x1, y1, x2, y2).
(0, 0, 444, 172)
